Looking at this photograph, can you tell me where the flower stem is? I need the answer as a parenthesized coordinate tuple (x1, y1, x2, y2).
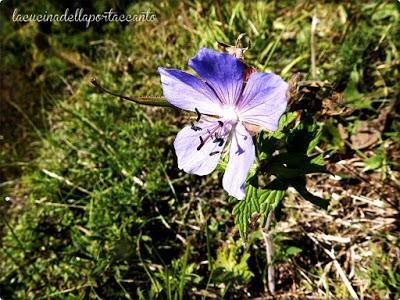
(261, 211, 275, 294)
(90, 78, 175, 108)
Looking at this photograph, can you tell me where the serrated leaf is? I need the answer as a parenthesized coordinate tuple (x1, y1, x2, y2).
(257, 186, 286, 227)
(233, 180, 287, 240)
(307, 129, 323, 155)
(213, 244, 254, 284)
(278, 112, 297, 130)
(233, 184, 257, 239)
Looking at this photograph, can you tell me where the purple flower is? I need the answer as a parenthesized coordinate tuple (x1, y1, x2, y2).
(158, 48, 287, 200)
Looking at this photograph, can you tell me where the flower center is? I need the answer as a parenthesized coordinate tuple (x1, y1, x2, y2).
(222, 106, 239, 124)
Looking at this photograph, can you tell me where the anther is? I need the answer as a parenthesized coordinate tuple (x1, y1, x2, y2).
(195, 108, 201, 122)
(197, 136, 204, 151)
(218, 120, 223, 127)
(191, 122, 202, 131)
(209, 151, 220, 156)
(213, 137, 223, 145)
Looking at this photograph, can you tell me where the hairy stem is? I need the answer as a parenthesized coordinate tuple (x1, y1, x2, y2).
(261, 211, 275, 294)
(90, 78, 175, 108)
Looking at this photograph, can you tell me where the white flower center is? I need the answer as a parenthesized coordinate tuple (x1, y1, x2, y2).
(222, 106, 239, 124)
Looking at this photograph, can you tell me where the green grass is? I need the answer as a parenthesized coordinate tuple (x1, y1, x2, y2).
(1, 0, 399, 299)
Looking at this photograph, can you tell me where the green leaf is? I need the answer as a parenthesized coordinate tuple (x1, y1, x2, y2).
(310, 153, 325, 166)
(363, 155, 383, 172)
(215, 152, 229, 172)
(286, 246, 303, 256)
(256, 134, 280, 159)
(323, 121, 345, 151)
(343, 66, 371, 110)
(233, 179, 287, 240)
(233, 183, 258, 239)
(307, 129, 323, 155)
(213, 243, 254, 285)
(286, 176, 329, 209)
(278, 112, 297, 130)
(257, 185, 286, 227)
(266, 153, 329, 179)
(286, 118, 319, 154)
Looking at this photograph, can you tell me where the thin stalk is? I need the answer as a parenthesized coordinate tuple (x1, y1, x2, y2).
(1, 212, 41, 275)
(261, 211, 275, 294)
(90, 78, 175, 108)
(310, 14, 318, 79)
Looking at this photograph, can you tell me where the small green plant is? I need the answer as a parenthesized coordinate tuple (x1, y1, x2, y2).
(212, 242, 254, 297)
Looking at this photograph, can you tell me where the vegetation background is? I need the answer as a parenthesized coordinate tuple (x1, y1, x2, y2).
(0, 0, 399, 299)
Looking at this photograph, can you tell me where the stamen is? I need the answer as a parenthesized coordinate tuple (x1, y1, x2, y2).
(197, 122, 224, 151)
(218, 120, 224, 127)
(191, 122, 202, 131)
(213, 137, 224, 147)
(197, 136, 204, 151)
(195, 108, 201, 122)
(213, 133, 224, 146)
(209, 151, 220, 156)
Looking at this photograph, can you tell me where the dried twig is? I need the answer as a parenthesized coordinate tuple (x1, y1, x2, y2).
(328, 250, 360, 300)
(42, 168, 91, 195)
(310, 14, 318, 78)
(307, 233, 360, 300)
